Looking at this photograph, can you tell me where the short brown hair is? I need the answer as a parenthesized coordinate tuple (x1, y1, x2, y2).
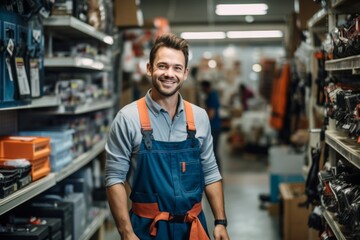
(149, 33, 189, 70)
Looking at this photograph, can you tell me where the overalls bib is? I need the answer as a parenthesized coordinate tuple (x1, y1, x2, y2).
(129, 97, 210, 240)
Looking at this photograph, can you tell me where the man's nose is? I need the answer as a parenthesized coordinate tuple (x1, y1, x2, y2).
(164, 67, 175, 77)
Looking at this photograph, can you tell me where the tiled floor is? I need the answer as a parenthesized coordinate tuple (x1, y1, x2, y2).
(105, 133, 280, 239)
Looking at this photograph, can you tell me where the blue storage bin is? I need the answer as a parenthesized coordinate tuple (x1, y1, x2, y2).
(50, 147, 72, 172)
(269, 174, 305, 203)
(19, 129, 75, 172)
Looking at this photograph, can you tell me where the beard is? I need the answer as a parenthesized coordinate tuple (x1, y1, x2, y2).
(151, 76, 184, 97)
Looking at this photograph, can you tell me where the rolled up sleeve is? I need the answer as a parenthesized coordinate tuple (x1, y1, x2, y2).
(195, 107, 222, 185)
(105, 111, 133, 187)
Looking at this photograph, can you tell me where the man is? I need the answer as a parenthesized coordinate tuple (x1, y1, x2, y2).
(105, 33, 230, 240)
(239, 83, 254, 111)
(200, 80, 223, 173)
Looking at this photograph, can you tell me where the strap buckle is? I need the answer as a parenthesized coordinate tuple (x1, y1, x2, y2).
(187, 129, 196, 139)
(141, 128, 153, 150)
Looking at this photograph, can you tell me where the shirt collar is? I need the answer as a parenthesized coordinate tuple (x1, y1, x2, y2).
(145, 89, 185, 117)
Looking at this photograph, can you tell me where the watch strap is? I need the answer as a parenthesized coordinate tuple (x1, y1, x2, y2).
(214, 219, 227, 227)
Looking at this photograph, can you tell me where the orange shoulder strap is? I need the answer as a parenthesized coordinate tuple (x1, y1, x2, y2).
(137, 97, 152, 131)
(183, 100, 196, 131)
(137, 97, 196, 131)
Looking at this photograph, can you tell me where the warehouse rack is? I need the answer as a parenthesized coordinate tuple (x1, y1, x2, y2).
(307, 0, 360, 238)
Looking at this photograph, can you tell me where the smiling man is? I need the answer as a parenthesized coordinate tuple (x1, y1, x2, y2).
(105, 33, 230, 240)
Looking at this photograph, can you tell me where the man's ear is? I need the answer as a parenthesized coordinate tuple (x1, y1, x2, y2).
(184, 68, 189, 81)
(146, 63, 152, 76)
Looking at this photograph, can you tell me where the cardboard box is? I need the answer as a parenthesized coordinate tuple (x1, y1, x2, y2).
(114, 0, 143, 27)
(280, 182, 310, 240)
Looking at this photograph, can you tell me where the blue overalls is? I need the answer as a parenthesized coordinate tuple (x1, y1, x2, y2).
(129, 97, 210, 240)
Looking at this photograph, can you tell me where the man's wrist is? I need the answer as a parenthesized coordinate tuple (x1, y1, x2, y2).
(214, 219, 228, 227)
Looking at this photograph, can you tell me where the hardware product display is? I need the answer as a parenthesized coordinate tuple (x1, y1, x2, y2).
(0, 224, 50, 240)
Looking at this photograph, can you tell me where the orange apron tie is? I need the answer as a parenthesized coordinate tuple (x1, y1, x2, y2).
(132, 202, 209, 240)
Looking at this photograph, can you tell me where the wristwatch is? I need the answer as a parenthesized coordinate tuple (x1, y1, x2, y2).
(214, 219, 228, 227)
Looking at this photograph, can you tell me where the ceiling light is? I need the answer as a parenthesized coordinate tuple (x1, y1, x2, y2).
(252, 64, 262, 72)
(208, 60, 217, 68)
(227, 30, 283, 39)
(216, 4, 268, 16)
(245, 15, 255, 23)
(181, 32, 226, 40)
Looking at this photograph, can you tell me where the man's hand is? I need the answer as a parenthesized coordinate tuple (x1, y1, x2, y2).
(213, 225, 230, 240)
(120, 232, 140, 240)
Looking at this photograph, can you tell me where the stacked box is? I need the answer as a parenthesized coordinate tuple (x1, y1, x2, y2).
(279, 182, 311, 240)
(19, 129, 74, 172)
(0, 136, 51, 181)
(0, 224, 49, 240)
(0, 158, 32, 198)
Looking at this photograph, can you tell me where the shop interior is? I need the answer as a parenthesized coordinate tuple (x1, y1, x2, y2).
(1, 0, 360, 239)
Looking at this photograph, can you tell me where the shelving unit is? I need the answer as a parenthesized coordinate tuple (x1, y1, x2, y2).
(55, 139, 106, 182)
(0, 138, 107, 215)
(39, 99, 114, 115)
(45, 57, 111, 72)
(321, 207, 347, 240)
(0, 11, 114, 240)
(80, 208, 109, 240)
(325, 130, 360, 170)
(0, 174, 56, 215)
(325, 55, 360, 74)
(43, 16, 113, 45)
(306, 0, 360, 238)
(0, 96, 60, 111)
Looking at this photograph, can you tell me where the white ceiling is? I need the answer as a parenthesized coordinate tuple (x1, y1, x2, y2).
(139, 0, 296, 44)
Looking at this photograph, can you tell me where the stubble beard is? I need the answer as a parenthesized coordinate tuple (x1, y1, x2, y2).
(152, 76, 183, 97)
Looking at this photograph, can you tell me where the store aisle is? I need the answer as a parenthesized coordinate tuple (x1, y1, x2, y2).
(105, 133, 280, 240)
(203, 133, 280, 240)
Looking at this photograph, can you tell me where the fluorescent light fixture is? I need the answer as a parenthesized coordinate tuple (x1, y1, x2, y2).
(181, 32, 226, 40)
(216, 4, 268, 16)
(227, 30, 283, 39)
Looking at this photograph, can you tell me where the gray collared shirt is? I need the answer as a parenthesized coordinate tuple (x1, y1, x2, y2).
(105, 90, 222, 188)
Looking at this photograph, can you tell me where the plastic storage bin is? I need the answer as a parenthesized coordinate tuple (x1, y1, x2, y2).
(0, 137, 51, 181)
(19, 130, 74, 172)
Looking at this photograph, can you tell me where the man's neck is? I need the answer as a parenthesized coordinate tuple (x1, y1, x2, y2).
(150, 91, 180, 120)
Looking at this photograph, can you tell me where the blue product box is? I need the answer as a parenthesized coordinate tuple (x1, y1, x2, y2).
(269, 173, 305, 203)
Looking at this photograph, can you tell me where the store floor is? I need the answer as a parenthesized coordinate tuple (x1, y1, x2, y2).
(104, 133, 280, 240)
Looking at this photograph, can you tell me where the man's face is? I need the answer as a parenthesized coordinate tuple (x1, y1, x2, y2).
(147, 47, 189, 97)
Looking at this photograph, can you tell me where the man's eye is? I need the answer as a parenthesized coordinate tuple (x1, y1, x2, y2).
(175, 66, 183, 71)
(158, 65, 167, 69)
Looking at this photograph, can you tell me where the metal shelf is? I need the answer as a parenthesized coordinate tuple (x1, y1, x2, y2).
(0, 139, 106, 215)
(0, 96, 60, 111)
(321, 207, 347, 240)
(43, 16, 113, 45)
(55, 139, 106, 182)
(48, 99, 114, 115)
(45, 57, 111, 72)
(80, 208, 109, 240)
(0, 173, 56, 215)
(331, 0, 360, 13)
(325, 130, 360, 170)
(325, 55, 360, 73)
